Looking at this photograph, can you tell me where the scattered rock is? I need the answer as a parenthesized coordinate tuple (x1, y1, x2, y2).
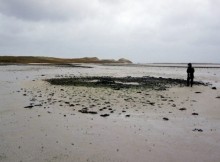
(46, 76, 206, 90)
(163, 117, 169, 121)
(78, 108, 97, 114)
(149, 102, 155, 106)
(100, 114, 110, 117)
(193, 128, 203, 132)
(212, 87, 217, 90)
(88, 111, 98, 114)
(125, 115, 130, 117)
(34, 104, 42, 107)
(179, 108, 186, 111)
(192, 113, 199, 115)
(24, 105, 34, 109)
(195, 92, 202, 94)
(78, 108, 88, 113)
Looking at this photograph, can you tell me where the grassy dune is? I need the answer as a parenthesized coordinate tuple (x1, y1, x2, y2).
(0, 56, 132, 64)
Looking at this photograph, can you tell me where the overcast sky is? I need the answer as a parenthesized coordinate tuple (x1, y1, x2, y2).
(0, 0, 220, 63)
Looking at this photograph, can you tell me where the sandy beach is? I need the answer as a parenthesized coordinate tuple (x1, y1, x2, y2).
(1, 64, 220, 162)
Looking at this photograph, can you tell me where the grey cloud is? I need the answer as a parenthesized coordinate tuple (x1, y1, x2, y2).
(0, 0, 220, 63)
(0, 0, 99, 21)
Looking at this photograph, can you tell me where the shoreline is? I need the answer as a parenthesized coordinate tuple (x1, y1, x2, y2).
(1, 62, 220, 69)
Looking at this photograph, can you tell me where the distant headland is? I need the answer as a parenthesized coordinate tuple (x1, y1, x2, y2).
(0, 56, 132, 64)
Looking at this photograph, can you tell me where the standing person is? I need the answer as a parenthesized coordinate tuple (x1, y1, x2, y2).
(187, 63, 195, 87)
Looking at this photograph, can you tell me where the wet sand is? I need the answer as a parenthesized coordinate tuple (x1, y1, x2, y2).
(0, 64, 220, 162)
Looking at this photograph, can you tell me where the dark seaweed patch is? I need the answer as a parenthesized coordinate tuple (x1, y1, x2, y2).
(46, 76, 206, 90)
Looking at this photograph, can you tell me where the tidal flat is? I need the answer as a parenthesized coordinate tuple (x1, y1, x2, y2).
(0, 64, 220, 162)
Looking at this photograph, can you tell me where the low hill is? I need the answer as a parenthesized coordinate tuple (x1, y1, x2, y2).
(118, 58, 133, 63)
(0, 56, 132, 64)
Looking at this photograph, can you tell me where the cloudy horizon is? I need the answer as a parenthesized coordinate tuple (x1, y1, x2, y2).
(0, 0, 220, 63)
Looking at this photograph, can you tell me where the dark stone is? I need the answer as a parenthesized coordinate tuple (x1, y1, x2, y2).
(192, 113, 199, 115)
(78, 108, 97, 114)
(78, 108, 88, 113)
(100, 114, 110, 117)
(212, 87, 217, 90)
(24, 105, 34, 109)
(163, 117, 169, 121)
(34, 104, 42, 107)
(193, 128, 203, 132)
(149, 102, 155, 106)
(195, 92, 202, 94)
(88, 111, 98, 114)
(125, 115, 130, 117)
(179, 108, 186, 111)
